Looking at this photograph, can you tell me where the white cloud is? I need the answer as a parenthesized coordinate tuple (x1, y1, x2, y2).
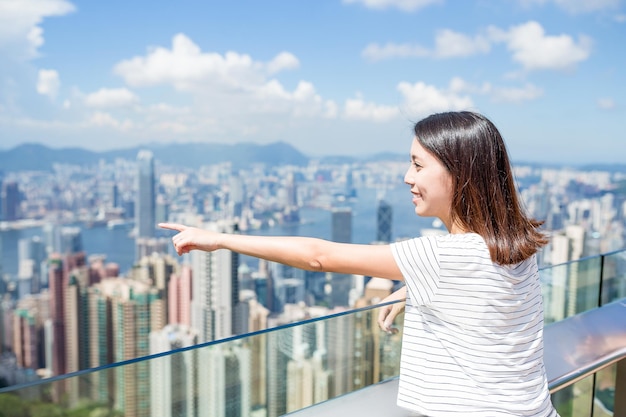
(0, 0, 75, 60)
(84, 88, 139, 108)
(448, 77, 490, 95)
(449, 77, 543, 103)
(112, 33, 337, 123)
(363, 21, 591, 73)
(362, 29, 490, 61)
(113, 33, 298, 92)
(362, 42, 430, 61)
(434, 29, 491, 58)
(519, 0, 621, 14)
(88, 111, 133, 130)
(397, 81, 474, 116)
(267, 52, 300, 74)
(343, 94, 400, 122)
(36, 69, 60, 98)
(597, 97, 616, 110)
(342, 0, 442, 12)
(488, 83, 544, 103)
(489, 21, 592, 71)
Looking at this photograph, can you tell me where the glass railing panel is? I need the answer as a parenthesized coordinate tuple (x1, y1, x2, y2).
(541, 256, 603, 324)
(601, 250, 626, 306)
(0, 302, 404, 417)
(593, 363, 617, 416)
(552, 374, 594, 417)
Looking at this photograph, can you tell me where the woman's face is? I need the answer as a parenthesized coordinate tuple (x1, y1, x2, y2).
(404, 137, 455, 230)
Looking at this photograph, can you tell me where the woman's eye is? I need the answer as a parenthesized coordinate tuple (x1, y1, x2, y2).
(413, 163, 422, 170)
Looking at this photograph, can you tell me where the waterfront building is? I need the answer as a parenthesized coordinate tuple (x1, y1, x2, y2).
(136, 150, 156, 240)
(60, 227, 83, 254)
(1, 181, 20, 221)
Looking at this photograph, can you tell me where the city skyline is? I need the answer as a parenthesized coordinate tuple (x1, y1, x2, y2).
(0, 147, 624, 414)
(0, 0, 625, 164)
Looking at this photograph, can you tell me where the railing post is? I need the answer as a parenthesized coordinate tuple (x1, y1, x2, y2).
(597, 254, 605, 307)
(615, 358, 626, 416)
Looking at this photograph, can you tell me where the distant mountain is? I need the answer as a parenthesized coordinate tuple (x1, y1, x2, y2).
(0, 141, 310, 172)
(578, 163, 626, 174)
(1, 142, 624, 173)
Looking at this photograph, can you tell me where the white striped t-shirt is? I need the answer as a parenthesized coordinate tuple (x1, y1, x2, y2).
(390, 233, 558, 416)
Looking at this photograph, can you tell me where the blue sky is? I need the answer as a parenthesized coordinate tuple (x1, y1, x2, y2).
(0, 0, 624, 164)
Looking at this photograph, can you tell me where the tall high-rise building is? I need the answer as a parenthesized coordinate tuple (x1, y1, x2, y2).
(45, 252, 88, 379)
(99, 278, 162, 417)
(131, 252, 177, 323)
(331, 207, 352, 244)
(17, 236, 46, 296)
(136, 150, 156, 239)
(229, 174, 245, 218)
(135, 237, 169, 260)
(149, 324, 198, 417)
(285, 324, 330, 413)
(48, 256, 66, 376)
(87, 284, 113, 404)
(60, 227, 83, 254)
(43, 223, 61, 255)
(1, 180, 20, 221)
(327, 313, 355, 397)
(286, 172, 298, 208)
(330, 208, 353, 307)
(376, 199, 393, 243)
(197, 344, 251, 417)
(545, 225, 587, 323)
(268, 261, 306, 313)
(168, 265, 192, 326)
(12, 299, 41, 370)
(0, 295, 10, 355)
(190, 220, 240, 342)
(64, 266, 91, 376)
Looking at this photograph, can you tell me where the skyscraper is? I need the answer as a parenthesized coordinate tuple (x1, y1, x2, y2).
(268, 261, 306, 313)
(1, 180, 20, 221)
(149, 324, 197, 417)
(104, 278, 162, 417)
(136, 150, 156, 239)
(331, 207, 352, 244)
(330, 208, 353, 307)
(190, 220, 240, 342)
(168, 265, 192, 327)
(17, 236, 45, 296)
(48, 256, 66, 376)
(60, 227, 83, 254)
(197, 344, 251, 417)
(376, 199, 393, 243)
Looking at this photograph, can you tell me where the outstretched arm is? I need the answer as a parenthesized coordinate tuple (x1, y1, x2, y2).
(159, 222, 404, 281)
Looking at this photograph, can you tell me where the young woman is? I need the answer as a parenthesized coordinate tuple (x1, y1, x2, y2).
(160, 111, 558, 416)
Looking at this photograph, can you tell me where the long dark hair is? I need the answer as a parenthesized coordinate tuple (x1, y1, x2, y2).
(414, 111, 548, 264)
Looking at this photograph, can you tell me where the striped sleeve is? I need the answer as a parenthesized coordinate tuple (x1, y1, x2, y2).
(391, 236, 440, 305)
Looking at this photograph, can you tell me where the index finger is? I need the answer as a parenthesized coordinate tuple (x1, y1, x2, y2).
(158, 223, 186, 232)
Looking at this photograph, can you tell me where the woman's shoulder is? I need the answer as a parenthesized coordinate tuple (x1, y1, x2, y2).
(436, 232, 485, 245)
(396, 232, 485, 249)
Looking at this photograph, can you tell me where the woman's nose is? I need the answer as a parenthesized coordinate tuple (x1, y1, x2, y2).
(404, 167, 413, 185)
